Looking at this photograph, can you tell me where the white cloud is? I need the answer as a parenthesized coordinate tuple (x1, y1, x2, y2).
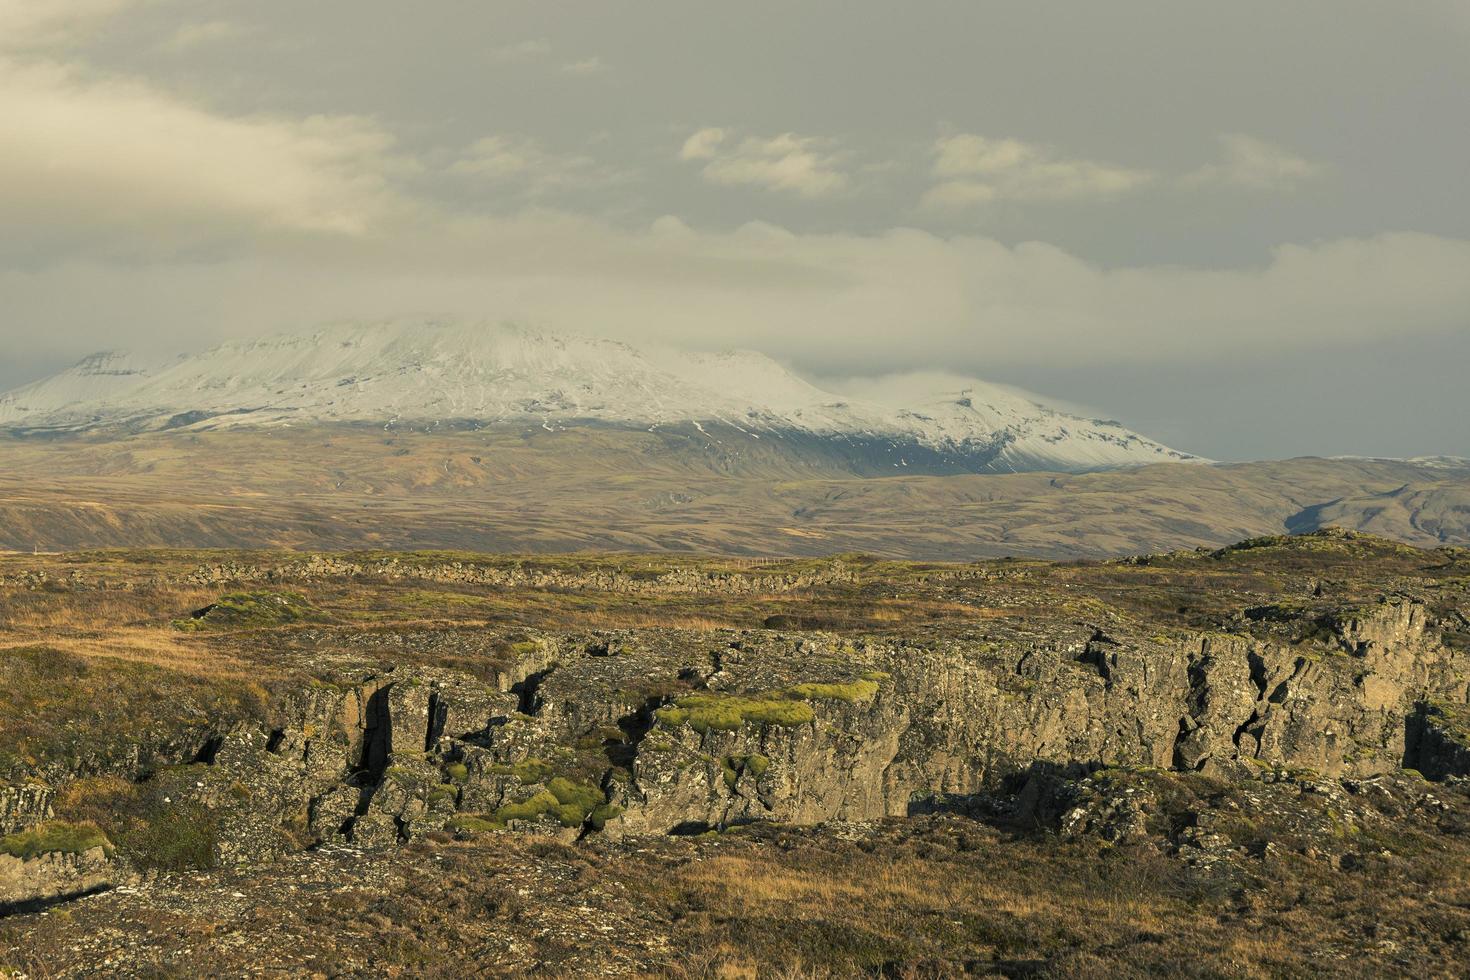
(922, 134, 1154, 209)
(0, 58, 409, 256)
(1184, 133, 1326, 190)
(447, 135, 626, 196)
(560, 57, 607, 75)
(680, 128, 848, 198)
(680, 127, 727, 161)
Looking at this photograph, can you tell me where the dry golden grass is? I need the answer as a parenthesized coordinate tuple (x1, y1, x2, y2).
(0, 586, 216, 633)
(678, 851, 1169, 933)
(0, 626, 251, 682)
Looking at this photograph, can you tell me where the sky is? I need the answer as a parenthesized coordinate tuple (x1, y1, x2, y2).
(1, 0, 1467, 461)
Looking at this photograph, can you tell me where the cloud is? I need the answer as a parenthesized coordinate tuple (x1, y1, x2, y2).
(0, 0, 151, 49)
(680, 127, 727, 161)
(679, 128, 848, 198)
(447, 135, 627, 196)
(488, 38, 551, 63)
(922, 134, 1154, 209)
(560, 57, 607, 75)
(0, 58, 410, 258)
(1184, 133, 1326, 190)
(5, 204, 1466, 394)
(161, 19, 247, 52)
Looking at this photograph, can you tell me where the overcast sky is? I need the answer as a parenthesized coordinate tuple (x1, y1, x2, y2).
(1, 0, 1467, 460)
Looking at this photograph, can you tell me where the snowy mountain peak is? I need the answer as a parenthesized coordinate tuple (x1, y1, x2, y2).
(0, 320, 1204, 473)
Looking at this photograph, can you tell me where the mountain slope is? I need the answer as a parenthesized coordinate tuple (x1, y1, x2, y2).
(0, 321, 1199, 474)
(0, 426, 1463, 558)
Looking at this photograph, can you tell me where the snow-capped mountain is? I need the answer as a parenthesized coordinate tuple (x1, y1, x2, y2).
(0, 321, 1203, 473)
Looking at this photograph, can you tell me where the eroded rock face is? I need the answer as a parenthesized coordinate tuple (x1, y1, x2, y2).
(0, 846, 113, 909)
(0, 784, 53, 836)
(621, 603, 1466, 834)
(0, 598, 1465, 908)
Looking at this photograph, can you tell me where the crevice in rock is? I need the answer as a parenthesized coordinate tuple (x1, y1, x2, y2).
(1078, 630, 1115, 682)
(1402, 703, 1429, 771)
(1231, 710, 1263, 760)
(340, 683, 394, 822)
(609, 695, 667, 770)
(510, 667, 556, 716)
(192, 736, 224, 765)
(424, 691, 447, 752)
(1246, 650, 1269, 701)
(1170, 715, 1200, 771)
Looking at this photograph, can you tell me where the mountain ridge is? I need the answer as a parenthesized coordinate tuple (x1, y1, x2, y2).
(0, 320, 1200, 475)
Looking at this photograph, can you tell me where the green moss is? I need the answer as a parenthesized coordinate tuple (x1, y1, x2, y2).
(445, 762, 469, 783)
(657, 692, 814, 733)
(654, 705, 691, 728)
(588, 803, 624, 830)
(0, 821, 108, 860)
(655, 678, 880, 734)
(721, 753, 771, 789)
(177, 591, 318, 630)
(482, 776, 608, 828)
(485, 757, 555, 784)
(547, 777, 603, 813)
(446, 814, 501, 834)
(494, 789, 559, 824)
(426, 785, 458, 807)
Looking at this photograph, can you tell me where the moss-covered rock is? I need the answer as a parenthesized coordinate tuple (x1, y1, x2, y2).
(175, 591, 319, 630)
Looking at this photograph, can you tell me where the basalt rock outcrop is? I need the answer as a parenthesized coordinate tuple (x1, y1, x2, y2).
(0, 556, 862, 596)
(3, 594, 1463, 911)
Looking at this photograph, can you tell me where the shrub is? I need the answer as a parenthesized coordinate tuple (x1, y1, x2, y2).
(51, 776, 218, 872)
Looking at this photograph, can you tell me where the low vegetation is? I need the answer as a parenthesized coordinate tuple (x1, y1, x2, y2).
(0, 821, 108, 860)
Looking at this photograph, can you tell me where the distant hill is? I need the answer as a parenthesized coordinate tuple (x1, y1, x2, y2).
(0, 426, 1463, 558)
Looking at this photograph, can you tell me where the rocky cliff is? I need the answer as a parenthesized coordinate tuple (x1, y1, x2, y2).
(2, 532, 1468, 975)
